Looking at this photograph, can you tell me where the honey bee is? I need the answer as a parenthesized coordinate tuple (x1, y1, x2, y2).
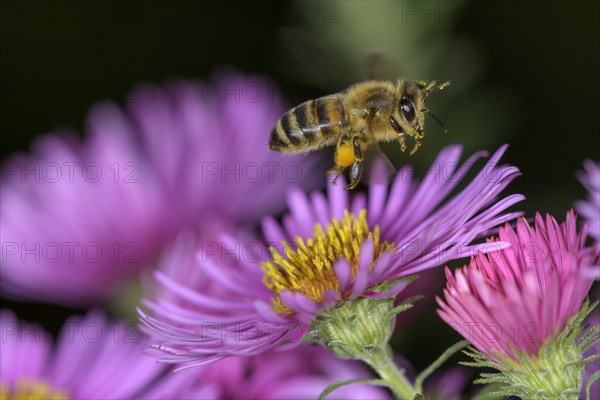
(269, 79, 449, 189)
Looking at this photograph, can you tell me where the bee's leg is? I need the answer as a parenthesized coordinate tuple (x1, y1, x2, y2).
(327, 134, 366, 189)
(410, 138, 422, 155)
(351, 135, 364, 161)
(345, 135, 364, 190)
(409, 127, 423, 155)
(397, 132, 407, 152)
(345, 160, 363, 190)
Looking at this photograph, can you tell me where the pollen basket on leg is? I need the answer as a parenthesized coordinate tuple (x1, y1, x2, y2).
(336, 141, 356, 168)
(261, 210, 395, 314)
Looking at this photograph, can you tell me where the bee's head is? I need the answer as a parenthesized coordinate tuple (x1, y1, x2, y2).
(389, 80, 449, 140)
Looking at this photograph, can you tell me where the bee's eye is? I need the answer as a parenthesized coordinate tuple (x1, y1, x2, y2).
(389, 116, 403, 133)
(400, 98, 416, 122)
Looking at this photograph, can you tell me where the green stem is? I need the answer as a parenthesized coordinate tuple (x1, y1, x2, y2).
(365, 347, 416, 400)
(415, 340, 468, 393)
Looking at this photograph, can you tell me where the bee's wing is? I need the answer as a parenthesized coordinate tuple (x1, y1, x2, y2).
(276, 26, 350, 90)
(366, 50, 402, 81)
(276, 27, 403, 90)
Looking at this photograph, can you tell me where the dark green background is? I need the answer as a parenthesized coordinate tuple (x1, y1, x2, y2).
(1, 0, 599, 395)
(2, 0, 598, 215)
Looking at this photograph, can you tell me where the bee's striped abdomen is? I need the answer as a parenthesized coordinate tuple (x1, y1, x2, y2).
(269, 95, 347, 153)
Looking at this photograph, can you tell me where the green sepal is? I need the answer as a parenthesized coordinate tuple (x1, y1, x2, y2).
(586, 371, 600, 400)
(304, 278, 421, 361)
(460, 299, 599, 399)
(369, 275, 417, 293)
(470, 383, 507, 400)
(578, 324, 600, 353)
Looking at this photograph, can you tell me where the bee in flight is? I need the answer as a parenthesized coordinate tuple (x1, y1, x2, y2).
(269, 79, 450, 189)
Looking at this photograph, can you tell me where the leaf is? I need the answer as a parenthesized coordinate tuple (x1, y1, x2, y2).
(318, 378, 388, 400)
(414, 340, 468, 392)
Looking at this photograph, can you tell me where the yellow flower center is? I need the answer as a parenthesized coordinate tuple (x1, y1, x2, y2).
(0, 379, 69, 400)
(261, 210, 395, 314)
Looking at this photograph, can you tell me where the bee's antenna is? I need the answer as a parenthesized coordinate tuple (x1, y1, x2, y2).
(422, 81, 450, 101)
(432, 81, 450, 93)
(424, 81, 451, 96)
(424, 109, 448, 133)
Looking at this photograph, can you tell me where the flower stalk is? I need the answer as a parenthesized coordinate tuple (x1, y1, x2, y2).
(303, 280, 419, 399)
(366, 346, 416, 400)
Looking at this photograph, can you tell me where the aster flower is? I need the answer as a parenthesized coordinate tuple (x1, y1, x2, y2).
(405, 365, 471, 400)
(420, 367, 471, 400)
(576, 160, 600, 244)
(437, 211, 600, 398)
(141, 144, 522, 397)
(582, 286, 600, 400)
(390, 352, 471, 400)
(0, 73, 315, 306)
(1, 309, 384, 400)
(262, 144, 523, 278)
(140, 232, 391, 399)
(0, 310, 166, 399)
(253, 145, 523, 384)
(146, 346, 390, 400)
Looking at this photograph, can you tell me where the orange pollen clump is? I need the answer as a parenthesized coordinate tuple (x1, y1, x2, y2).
(335, 142, 356, 167)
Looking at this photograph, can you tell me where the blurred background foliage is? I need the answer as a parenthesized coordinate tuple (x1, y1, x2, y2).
(1, 0, 598, 394)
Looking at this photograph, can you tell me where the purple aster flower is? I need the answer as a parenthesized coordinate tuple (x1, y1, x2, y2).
(576, 160, 600, 244)
(395, 355, 471, 400)
(0, 310, 166, 399)
(437, 212, 599, 397)
(262, 144, 522, 275)
(146, 346, 390, 399)
(582, 285, 600, 400)
(0, 73, 315, 305)
(421, 367, 471, 400)
(140, 145, 523, 368)
(139, 232, 389, 399)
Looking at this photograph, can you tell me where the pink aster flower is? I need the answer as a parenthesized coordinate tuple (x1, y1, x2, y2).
(437, 211, 598, 361)
(576, 160, 600, 243)
(0, 73, 314, 305)
(437, 212, 600, 398)
(0, 310, 166, 399)
(140, 145, 523, 368)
